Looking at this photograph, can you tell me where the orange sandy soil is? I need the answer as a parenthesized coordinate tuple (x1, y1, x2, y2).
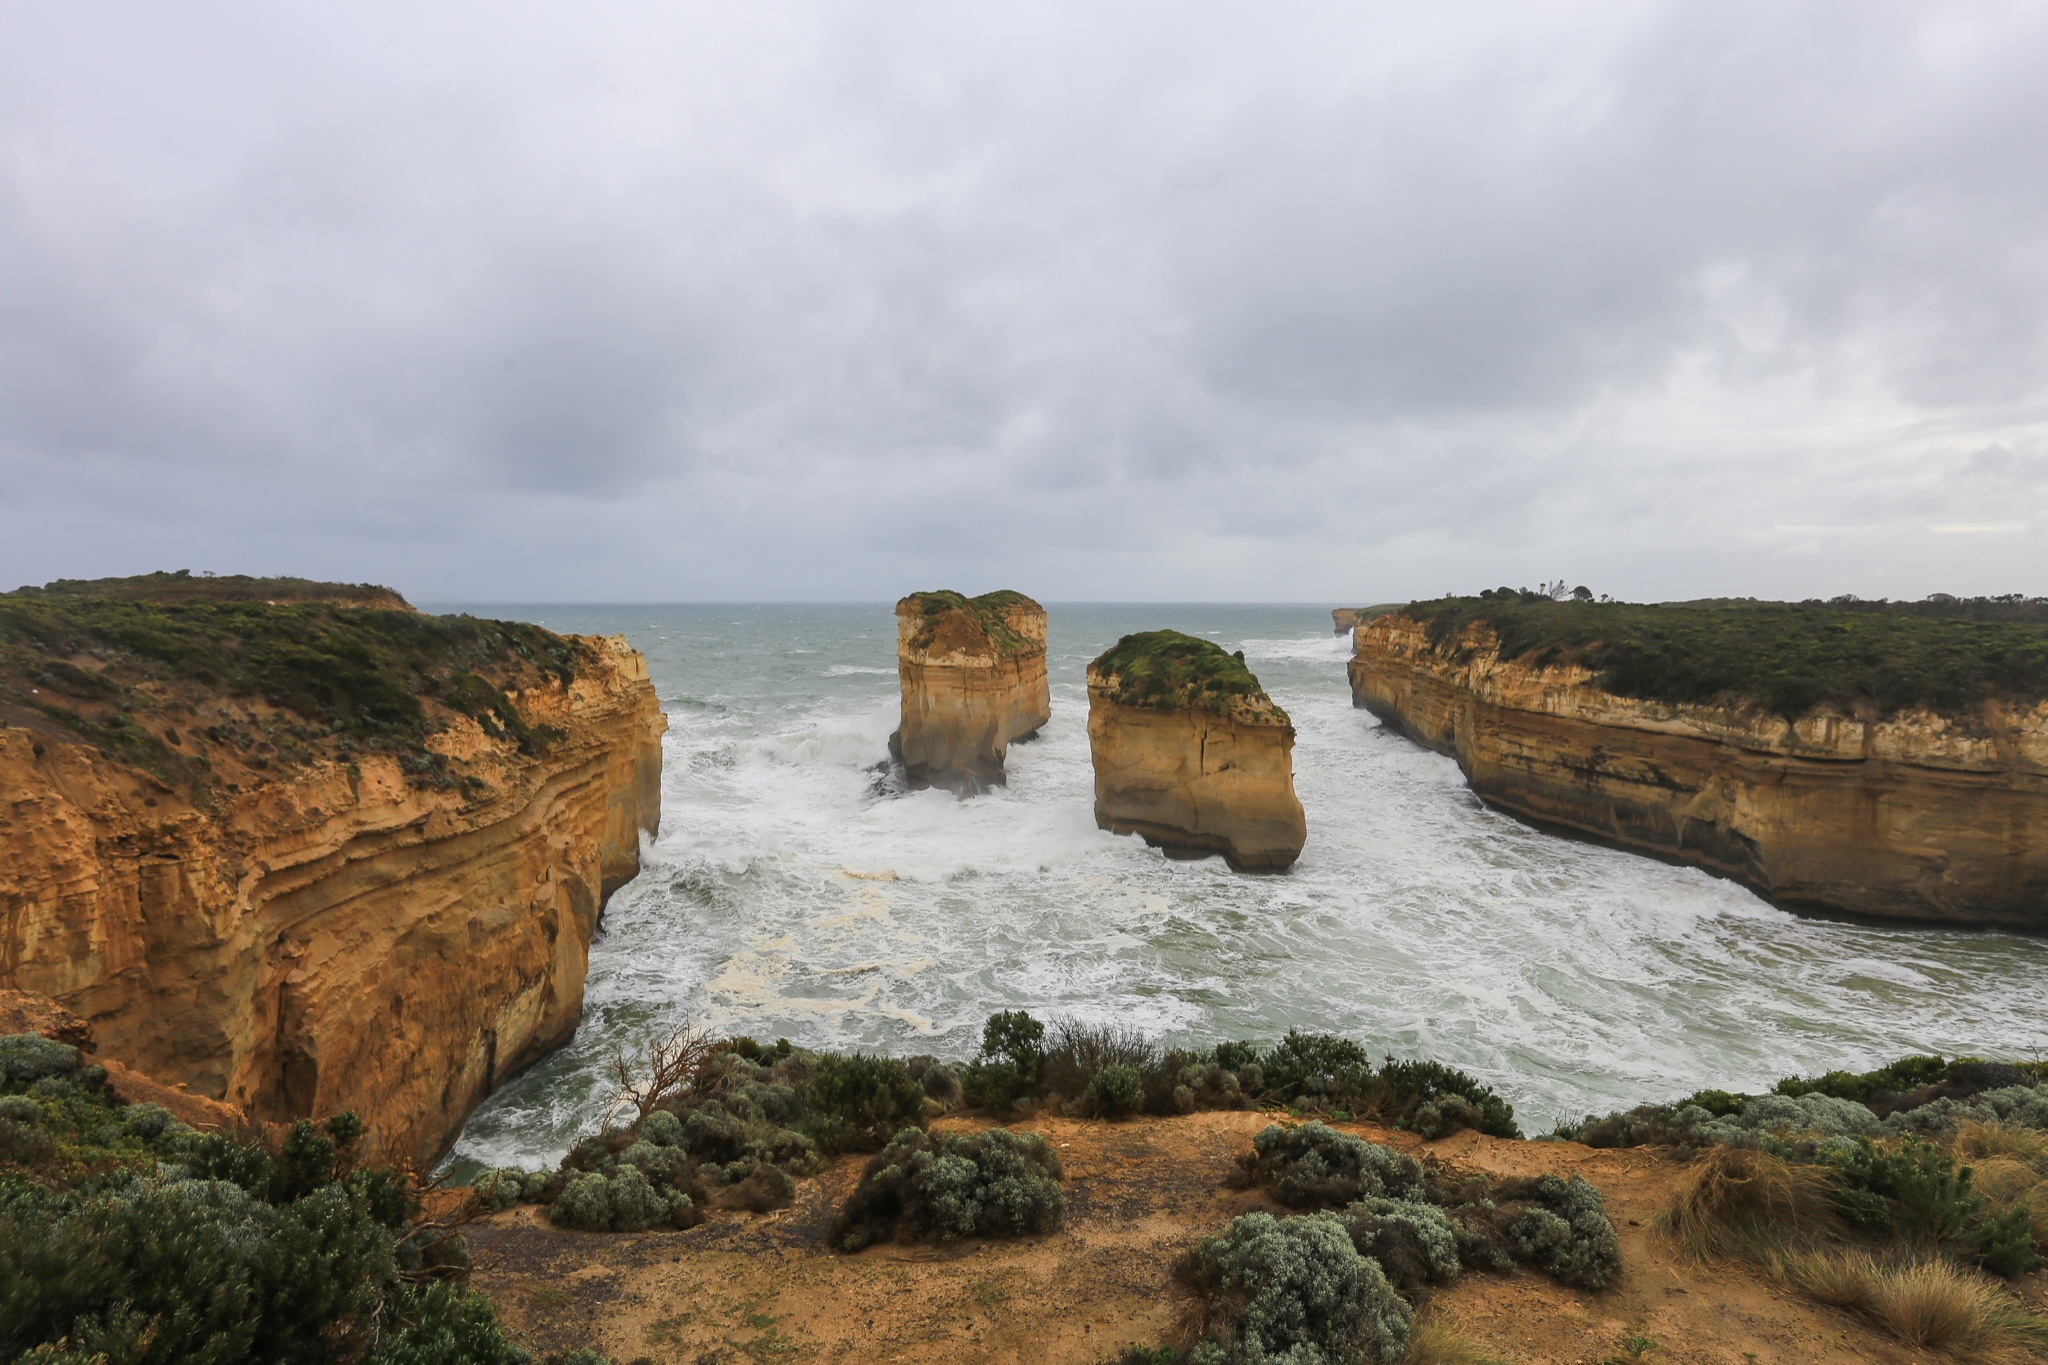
(465, 1110, 2030, 1364)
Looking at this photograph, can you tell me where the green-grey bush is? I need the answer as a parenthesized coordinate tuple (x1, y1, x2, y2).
(546, 1168, 692, 1233)
(1087, 1064, 1144, 1120)
(1336, 1197, 1461, 1294)
(1248, 1123, 1423, 1209)
(0, 1034, 82, 1085)
(832, 1126, 1064, 1252)
(1500, 1176, 1621, 1290)
(0, 1031, 532, 1365)
(1177, 1211, 1413, 1365)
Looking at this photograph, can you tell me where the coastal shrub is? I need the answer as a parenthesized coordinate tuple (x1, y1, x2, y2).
(0, 1034, 85, 1087)
(1176, 1211, 1413, 1365)
(547, 1167, 693, 1232)
(1497, 1177, 1623, 1290)
(1337, 1197, 1462, 1294)
(962, 1010, 1046, 1112)
(1430, 1173, 1623, 1290)
(1041, 1018, 1159, 1099)
(832, 1126, 1064, 1252)
(1260, 1032, 1373, 1100)
(806, 1053, 927, 1150)
(904, 1056, 963, 1108)
(1086, 1065, 1144, 1120)
(1825, 1138, 1980, 1241)
(0, 1034, 520, 1365)
(1372, 1060, 1519, 1140)
(1248, 1122, 1424, 1209)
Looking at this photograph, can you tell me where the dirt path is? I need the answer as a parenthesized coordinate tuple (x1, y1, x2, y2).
(466, 1112, 1959, 1364)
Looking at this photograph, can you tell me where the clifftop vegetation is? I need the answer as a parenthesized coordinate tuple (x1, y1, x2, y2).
(0, 573, 588, 789)
(1401, 591, 2048, 719)
(898, 589, 1042, 657)
(1089, 630, 1286, 722)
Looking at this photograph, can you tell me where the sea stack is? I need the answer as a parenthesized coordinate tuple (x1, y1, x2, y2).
(1087, 630, 1306, 871)
(890, 590, 1051, 793)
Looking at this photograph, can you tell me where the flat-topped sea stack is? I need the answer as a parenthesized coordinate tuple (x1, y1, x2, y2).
(890, 589, 1051, 793)
(1087, 630, 1306, 871)
(0, 574, 665, 1164)
(1351, 593, 2048, 926)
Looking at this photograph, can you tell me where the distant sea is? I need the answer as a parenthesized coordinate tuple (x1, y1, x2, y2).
(427, 603, 2048, 1173)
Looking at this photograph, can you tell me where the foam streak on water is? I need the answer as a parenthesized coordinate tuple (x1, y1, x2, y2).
(444, 604, 2048, 1169)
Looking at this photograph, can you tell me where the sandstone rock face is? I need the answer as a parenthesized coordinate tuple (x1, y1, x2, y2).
(1332, 604, 1404, 634)
(1087, 631, 1306, 871)
(890, 591, 1051, 793)
(1351, 612, 2048, 926)
(0, 634, 665, 1164)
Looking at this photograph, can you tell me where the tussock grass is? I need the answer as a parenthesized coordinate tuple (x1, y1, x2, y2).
(1656, 1145, 1836, 1259)
(1774, 1249, 2048, 1358)
(1405, 1317, 1510, 1365)
(1955, 1119, 2048, 1166)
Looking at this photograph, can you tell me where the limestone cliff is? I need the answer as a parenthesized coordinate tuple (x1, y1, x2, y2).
(0, 582, 665, 1164)
(1350, 612, 2048, 926)
(890, 590, 1050, 793)
(1087, 631, 1306, 872)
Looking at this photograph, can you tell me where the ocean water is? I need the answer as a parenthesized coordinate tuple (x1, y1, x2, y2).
(441, 603, 2048, 1171)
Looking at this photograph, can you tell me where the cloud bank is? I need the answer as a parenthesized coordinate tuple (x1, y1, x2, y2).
(3, 1, 2045, 602)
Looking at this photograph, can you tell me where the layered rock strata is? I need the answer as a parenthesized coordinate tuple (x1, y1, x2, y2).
(1350, 612, 2048, 926)
(890, 591, 1050, 793)
(1087, 631, 1306, 871)
(0, 631, 664, 1165)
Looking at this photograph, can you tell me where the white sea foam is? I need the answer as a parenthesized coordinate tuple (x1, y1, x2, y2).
(447, 604, 2048, 1171)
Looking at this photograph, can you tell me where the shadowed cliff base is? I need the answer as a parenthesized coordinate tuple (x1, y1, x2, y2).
(0, 572, 665, 1165)
(1351, 595, 2048, 928)
(1089, 630, 1306, 872)
(891, 589, 1050, 794)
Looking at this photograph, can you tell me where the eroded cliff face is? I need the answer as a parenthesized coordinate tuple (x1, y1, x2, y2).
(1086, 669, 1306, 872)
(1351, 613, 2048, 925)
(891, 592, 1051, 793)
(0, 634, 665, 1164)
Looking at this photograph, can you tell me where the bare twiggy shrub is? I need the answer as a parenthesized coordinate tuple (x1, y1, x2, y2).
(604, 1022, 722, 1130)
(1040, 1017, 1159, 1098)
(1657, 1145, 1835, 1259)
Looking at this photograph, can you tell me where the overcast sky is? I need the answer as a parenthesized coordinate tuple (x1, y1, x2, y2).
(3, 3, 2045, 603)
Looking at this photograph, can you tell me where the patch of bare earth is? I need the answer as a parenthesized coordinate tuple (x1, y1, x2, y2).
(466, 1112, 1953, 1364)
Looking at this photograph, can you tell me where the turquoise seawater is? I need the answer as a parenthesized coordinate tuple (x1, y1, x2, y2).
(436, 603, 2048, 1170)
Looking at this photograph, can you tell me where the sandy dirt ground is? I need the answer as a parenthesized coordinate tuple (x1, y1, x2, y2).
(466, 1110, 2026, 1364)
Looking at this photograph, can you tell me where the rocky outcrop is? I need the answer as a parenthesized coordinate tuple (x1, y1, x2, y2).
(1332, 605, 1404, 635)
(890, 591, 1050, 793)
(1087, 631, 1306, 871)
(0, 632, 665, 1165)
(1350, 612, 2048, 926)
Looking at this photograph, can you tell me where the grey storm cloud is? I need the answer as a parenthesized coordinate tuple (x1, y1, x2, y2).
(2, 1, 2045, 601)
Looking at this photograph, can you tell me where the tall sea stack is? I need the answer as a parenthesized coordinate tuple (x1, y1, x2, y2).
(890, 590, 1051, 793)
(1087, 630, 1306, 871)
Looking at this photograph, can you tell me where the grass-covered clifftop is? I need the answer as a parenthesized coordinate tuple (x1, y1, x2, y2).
(898, 589, 1042, 656)
(1089, 629, 1286, 721)
(1402, 592, 2048, 719)
(0, 573, 588, 788)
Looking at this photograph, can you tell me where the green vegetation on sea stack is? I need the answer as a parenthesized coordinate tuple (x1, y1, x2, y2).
(900, 589, 1040, 656)
(1090, 629, 1285, 719)
(1408, 591, 2048, 718)
(0, 573, 585, 786)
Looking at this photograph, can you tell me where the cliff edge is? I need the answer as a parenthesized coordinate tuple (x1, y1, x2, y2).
(1350, 603, 2048, 925)
(1087, 630, 1306, 871)
(890, 590, 1050, 793)
(0, 577, 666, 1164)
